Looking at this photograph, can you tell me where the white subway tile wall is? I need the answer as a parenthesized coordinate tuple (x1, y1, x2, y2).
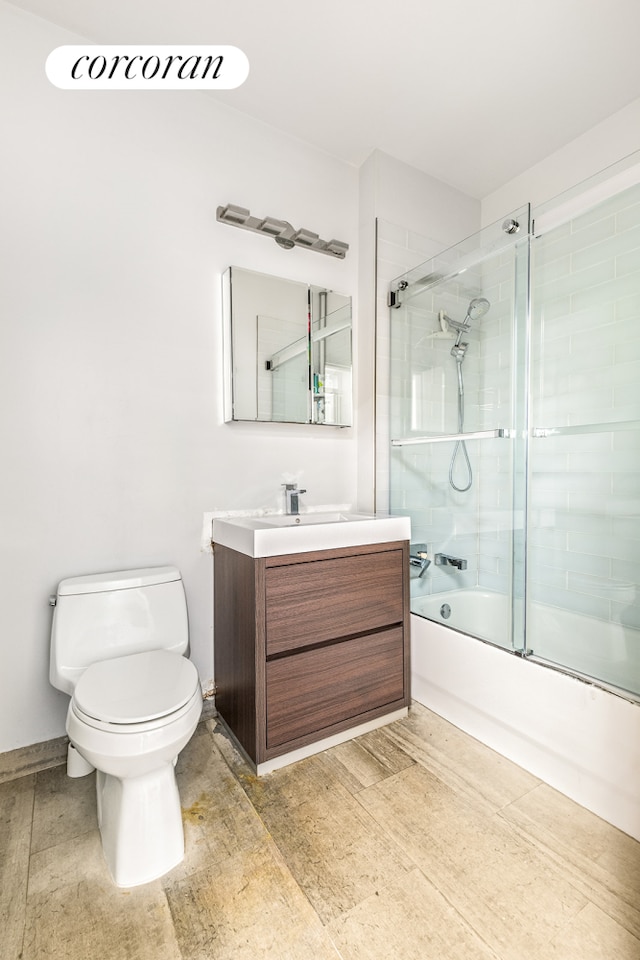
(529, 182, 640, 650)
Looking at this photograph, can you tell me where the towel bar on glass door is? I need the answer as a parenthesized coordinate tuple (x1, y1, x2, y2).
(532, 420, 640, 438)
(391, 428, 512, 447)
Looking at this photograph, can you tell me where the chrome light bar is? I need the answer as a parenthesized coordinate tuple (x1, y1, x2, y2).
(216, 204, 349, 258)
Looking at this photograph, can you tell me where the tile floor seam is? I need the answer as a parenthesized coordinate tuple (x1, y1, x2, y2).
(160, 880, 195, 960)
(20, 773, 37, 960)
(532, 898, 594, 957)
(27, 824, 98, 861)
(495, 778, 543, 814)
(411, 859, 588, 960)
(162, 834, 346, 960)
(382, 728, 518, 818)
(198, 722, 280, 834)
(484, 804, 608, 912)
(187, 725, 348, 949)
(545, 900, 640, 957)
(385, 748, 509, 830)
(348, 767, 439, 883)
(408, 755, 503, 818)
(350, 765, 598, 959)
(495, 797, 638, 888)
(254, 793, 414, 928)
(404, 865, 507, 960)
(260, 835, 349, 957)
(492, 806, 640, 940)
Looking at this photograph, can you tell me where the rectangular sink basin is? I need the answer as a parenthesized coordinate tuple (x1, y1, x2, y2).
(213, 511, 410, 558)
(261, 511, 366, 527)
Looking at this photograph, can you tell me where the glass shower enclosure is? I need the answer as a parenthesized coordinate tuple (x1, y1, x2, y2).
(387, 155, 640, 701)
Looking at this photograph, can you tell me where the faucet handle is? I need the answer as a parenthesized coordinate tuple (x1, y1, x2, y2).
(410, 542, 429, 557)
(281, 483, 306, 493)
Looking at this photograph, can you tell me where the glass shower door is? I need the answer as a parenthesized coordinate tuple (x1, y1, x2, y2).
(527, 176, 640, 698)
(388, 207, 530, 652)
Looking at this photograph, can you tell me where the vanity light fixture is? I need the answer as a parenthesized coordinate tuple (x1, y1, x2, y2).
(216, 204, 349, 259)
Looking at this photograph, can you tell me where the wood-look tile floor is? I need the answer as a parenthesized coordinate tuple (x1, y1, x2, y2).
(4, 702, 640, 959)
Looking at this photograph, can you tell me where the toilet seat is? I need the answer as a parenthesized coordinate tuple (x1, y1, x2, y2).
(71, 686, 202, 734)
(72, 649, 200, 728)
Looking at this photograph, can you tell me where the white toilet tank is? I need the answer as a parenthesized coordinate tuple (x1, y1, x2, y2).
(50, 566, 189, 695)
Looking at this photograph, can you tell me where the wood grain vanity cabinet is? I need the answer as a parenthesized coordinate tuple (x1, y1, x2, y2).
(213, 539, 410, 768)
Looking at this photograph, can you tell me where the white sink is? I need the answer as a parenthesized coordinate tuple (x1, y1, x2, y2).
(261, 511, 365, 527)
(213, 511, 410, 558)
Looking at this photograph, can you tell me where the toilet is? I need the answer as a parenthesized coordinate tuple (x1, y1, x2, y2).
(49, 565, 202, 888)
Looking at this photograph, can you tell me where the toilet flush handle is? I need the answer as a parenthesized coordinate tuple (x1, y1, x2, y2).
(49, 595, 57, 606)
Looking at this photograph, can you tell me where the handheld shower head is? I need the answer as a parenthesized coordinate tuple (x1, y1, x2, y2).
(464, 297, 491, 323)
(447, 297, 491, 348)
(440, 296, 491, 347)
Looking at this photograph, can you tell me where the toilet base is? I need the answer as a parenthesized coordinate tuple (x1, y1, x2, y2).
(67, 742, 95, 778)
(96, 763, 184, 887)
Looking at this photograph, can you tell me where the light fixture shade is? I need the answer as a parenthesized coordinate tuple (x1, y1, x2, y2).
(216, 204, 348, 258)
(257, 217, 289, 236)
(326, 240, 349, 257)
(217, 204, 250, 225)
(292, 228, 319, 247)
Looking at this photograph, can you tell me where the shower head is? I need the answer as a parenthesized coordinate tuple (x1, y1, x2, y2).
(464, 297, 491, 323)
(439, 297, 491, 346)
(445, 297, 491, 348)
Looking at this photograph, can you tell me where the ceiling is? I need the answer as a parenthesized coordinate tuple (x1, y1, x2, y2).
(10, 0, 640, 197)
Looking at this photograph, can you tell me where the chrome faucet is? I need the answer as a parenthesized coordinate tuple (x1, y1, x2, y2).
(434, 553, 468, 570)
(409, 544, 431, 578)
(283, 483, 306, 515)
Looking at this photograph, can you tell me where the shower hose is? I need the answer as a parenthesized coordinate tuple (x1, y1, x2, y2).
(449, 356, 472, 492)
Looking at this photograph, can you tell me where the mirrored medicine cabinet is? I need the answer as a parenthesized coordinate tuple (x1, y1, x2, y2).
(222, 266, 352, 426)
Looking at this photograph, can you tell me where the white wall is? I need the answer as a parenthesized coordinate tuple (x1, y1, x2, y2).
(482, 97, 640, 226)
(0, 3, 359, 752)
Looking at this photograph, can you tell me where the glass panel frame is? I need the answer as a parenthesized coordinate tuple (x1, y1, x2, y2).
(388, 206, 530, 654)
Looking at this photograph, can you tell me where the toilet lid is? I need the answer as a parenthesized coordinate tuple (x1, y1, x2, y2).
(73, 650, 199, 724)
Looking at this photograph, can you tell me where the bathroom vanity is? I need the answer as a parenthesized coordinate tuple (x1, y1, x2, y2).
(212, 513, 410, 772)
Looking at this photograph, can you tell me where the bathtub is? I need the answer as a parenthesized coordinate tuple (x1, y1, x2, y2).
(410, 587, 640, 841)
(411, 587, 640, 694)
(412, 588, 510, 648)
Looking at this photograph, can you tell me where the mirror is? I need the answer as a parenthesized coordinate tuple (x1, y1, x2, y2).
(222, 266, 352, 425)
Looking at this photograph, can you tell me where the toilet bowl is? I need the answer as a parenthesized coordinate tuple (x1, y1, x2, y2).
(49, 566, 202, 888)
(67, 652, 202, 887)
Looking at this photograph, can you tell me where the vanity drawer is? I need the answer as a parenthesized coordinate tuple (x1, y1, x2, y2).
(265, 548, 404, 656)
(266, 626, 404, 748)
